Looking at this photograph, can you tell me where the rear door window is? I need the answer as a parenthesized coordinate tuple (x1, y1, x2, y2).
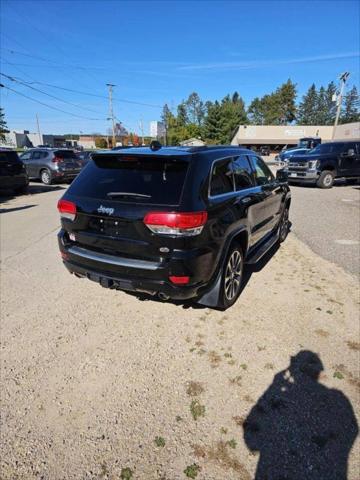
(68, 154, 189, 205)
(233, 155, 254, 190)
(210, 158, 234, 196)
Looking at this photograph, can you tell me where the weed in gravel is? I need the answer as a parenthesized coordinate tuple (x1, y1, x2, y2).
(190, 400, 206, 420)
(224, 352, 232, 358)
(154, 436, 166, 447)
(226, 439, 237, 449)
(176, 415, 183, 422)
(185, 336, 191, 343)
(333, 371, 344, 379)
(257, 345, 266, 351)
(346, 341, 360, 351)
(315, 329, 329, 337)
(197, 348, 207, 356)
(189, 347, 196, 353)
(264, 363, 274, 370)
(186, 381, 204, 397)
(220, 427, 228, 434)
(120, 467, 133, 480)
(326, 310, 333, 315)
(233, 415, 245, 426)
(229, 375, 242, 386)
(228, 359, 236, 366)
(184, 464, 200, 478)
(195, 340, 205, 347)
(208, 351, 222, 368)
(316, 307, 322, 311)
(240, 363, 248, 370)
(193, 445, 206, 458)
(206, 441, 251, 478)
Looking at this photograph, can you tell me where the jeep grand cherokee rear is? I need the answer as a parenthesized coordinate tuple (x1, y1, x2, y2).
(58, 146, 291, 309)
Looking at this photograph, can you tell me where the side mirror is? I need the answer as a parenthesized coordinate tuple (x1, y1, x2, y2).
(276, 168, 288, 182)
(347, 148, 355, 157)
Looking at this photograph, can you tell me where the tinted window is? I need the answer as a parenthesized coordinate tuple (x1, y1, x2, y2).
(210, 158, 234, 196)
(0, 151, 21, 163)
(310, 143, 345, 154)
(233, 155, 253, 190)
(249, 156, 274, 186)
(54, 150, 76, 159)
(68, 155, 189, 205)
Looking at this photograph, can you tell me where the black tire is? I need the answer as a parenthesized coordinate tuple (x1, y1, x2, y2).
(218, 243, 244, 309)
(278, 205, 290, 243)
(40, 169, 52, 185)
(316, 170, 334, 189)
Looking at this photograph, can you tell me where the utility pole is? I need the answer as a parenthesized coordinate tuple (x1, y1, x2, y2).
(139, 119, 144, 145)
(36, 113, 42, 146)
(106, 83, 116, 148)
(332, 72, 350, 140)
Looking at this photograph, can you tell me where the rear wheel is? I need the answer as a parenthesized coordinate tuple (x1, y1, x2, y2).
(218, 244, 244, 309)
(316, 170, 334, 189)
(278, 205, 290, 243)
(40, 169, 52, 185)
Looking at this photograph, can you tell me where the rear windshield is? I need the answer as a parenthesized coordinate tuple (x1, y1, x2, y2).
(0, 151, 21, 163)
(54, 150, 76, 158)
(68, 154, 189, 205)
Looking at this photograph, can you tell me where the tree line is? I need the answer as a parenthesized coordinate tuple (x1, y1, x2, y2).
(162, 80, 360, 145)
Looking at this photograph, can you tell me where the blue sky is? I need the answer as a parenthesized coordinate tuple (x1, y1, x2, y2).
(1, 0, 359, 135)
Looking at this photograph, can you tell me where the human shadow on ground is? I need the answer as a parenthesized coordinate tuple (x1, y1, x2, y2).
(243, 351, 358, 480)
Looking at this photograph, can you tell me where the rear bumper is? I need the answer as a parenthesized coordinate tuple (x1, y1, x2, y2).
(58, 230, 211, 300)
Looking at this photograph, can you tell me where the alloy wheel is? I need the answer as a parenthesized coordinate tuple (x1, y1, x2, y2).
(224, 250, 242, 301)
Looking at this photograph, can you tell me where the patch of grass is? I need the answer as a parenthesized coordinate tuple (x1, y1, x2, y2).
(226, 439, 237, 449)
(190, 400, 206, 420)
(154, 436, 166, 447)
(186, 381, 204, 397)
(264, 363, 274, 370)
(346, 340, 360, 351)
(227, 359, 236, 366)
(240, 363, 248, 370)
(197, 348, 207, 356)
(120, 467, 133, 480)
(208, 351, 222, 368)
(333, 371, 344, 379)
(220, 427, 228, 434)
(229, 375, 242, 386)
(224, 352, 232, 358)
(184, 464, 200, 479)
(189, 347, 196, 353)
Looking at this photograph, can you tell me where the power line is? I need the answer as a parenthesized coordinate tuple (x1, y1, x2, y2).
(0, 84, 103, 120)
(0, 72, 105, 115)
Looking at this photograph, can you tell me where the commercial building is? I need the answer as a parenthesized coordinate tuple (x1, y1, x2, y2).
(0, 130, 77, 148)
(231, 122, 360, 150)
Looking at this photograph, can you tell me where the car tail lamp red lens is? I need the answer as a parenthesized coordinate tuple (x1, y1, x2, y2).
(57, 199, 76, 221)
(143, 212, 207, 236)
(169, 275, 190, 285)
(52, 156, 64, 163)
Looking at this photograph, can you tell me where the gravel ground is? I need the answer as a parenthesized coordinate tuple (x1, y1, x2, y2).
(1, 184, 359, 480)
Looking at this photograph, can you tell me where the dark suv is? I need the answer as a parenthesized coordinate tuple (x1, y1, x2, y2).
(286, 141, 360, 188)
(0, 148, 29, 193)
(20, 148, 81, 185)
(57, 146, 291, 309)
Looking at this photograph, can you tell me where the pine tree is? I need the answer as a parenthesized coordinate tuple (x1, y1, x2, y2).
(185, 92, 205, 126)
(219, 93, 248, 143)
(177, 103, 188, 127)
(316, 86, 328, 125)
(325, 81, 337, 125)
(276, 79, 297, 124)
(297, 84, 318, 125)
(0, 108, 9, 140)
(203, 101, 222, 143)
(248, 97, 265, 124)
(341, 85, 360, 123)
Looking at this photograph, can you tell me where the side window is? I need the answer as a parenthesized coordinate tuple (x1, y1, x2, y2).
(32, 151, 42, 160)
(210, 158, 234, 196)
(20, 152, 32, 160)
(233, 155, 253, 190)
(249, 155, 274, 186)
(40, 151, 48, 158)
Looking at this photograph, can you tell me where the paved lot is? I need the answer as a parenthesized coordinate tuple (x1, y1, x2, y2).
(1, 183, 359, 480)
(290, 182, 360, 277)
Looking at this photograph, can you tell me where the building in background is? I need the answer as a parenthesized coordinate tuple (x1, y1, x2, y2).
(150, 121, 166, 140)
(180, 138, 206, 147)
(231, 123, 360, 151)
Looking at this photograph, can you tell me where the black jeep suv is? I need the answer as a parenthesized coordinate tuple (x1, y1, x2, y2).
(57, 146, 291, 309)
(286, 140, 360, 188)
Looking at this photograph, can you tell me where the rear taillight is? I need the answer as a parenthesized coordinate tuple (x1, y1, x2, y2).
(57, 199, 76, 221)
(52, 156, 64, 163)
(143, 211, 207, 236)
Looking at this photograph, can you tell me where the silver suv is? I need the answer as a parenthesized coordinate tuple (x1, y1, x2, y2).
(20, 148, 81, 185)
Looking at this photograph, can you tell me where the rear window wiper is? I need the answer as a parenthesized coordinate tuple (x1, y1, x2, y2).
(106, 192, 152, 199)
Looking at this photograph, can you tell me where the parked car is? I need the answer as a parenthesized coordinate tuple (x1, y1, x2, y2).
(285, 141, 360, 188)
(57, 145, 291, 309)
(20, 148, 82, 185)
(76, 150, 94, 168)
(0, 148, 29, 194)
